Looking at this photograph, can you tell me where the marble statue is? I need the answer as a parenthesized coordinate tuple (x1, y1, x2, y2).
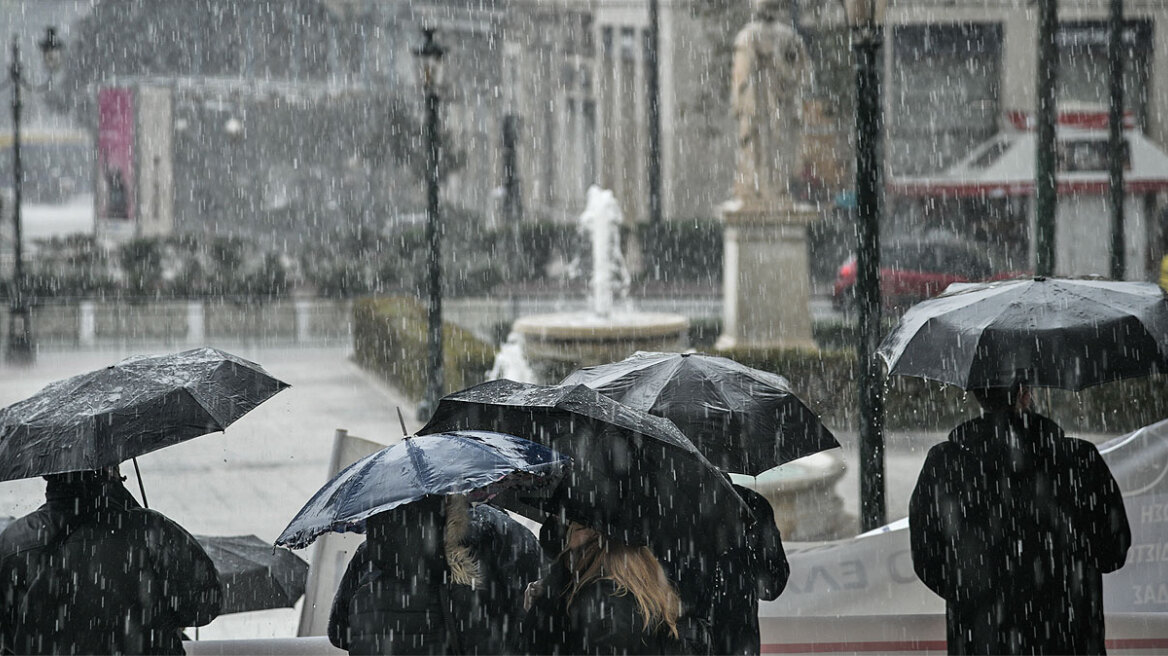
(731, 0, 809, 210)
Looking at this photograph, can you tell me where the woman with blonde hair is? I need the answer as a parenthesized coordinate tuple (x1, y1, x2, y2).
(521, 520, 689, 655)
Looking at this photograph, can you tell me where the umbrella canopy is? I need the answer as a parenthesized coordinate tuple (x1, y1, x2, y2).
(275, 430, 570, 549)
(560, 351, 839, 475)
(878, 277, 1168, 390)
(0, 518, 308, 616)
(0, 347, 289, 482)
(418, 380, 750, 552)
(195, 534, 308, 615)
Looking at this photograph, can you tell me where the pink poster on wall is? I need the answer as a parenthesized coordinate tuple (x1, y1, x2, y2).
(97, 87, 134, 221)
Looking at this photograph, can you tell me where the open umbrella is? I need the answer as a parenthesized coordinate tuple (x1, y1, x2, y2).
(275, 430, 570, 549)
(195, 535, 308, 615)
(878, 277, 1168, 390)
(560, 351, 839, 475)
(0, 518, 307, 616)
(0, 347, 289, 482)
(418, 380, 750, 552)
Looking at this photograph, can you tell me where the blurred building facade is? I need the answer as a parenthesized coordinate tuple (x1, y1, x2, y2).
(886, 0, 1168, 279)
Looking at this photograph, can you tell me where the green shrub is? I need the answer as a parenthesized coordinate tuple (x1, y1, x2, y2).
(715, 344, 1168, 434)
(353, 296, 496, 401)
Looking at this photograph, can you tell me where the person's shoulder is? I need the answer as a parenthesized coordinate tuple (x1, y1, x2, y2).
(1061, 435, 1105, 459)
(1025, 412, 1066, 436)
(567, 578, 629, 618)
(129, 506, 187, 530)
(928, 431, 967, 458)
(0, 506, 58, 561)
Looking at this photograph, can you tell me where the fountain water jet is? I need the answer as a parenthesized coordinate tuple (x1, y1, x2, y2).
(510, 186, 689, 383)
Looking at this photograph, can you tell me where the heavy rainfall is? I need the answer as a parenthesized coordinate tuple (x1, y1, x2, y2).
(0, 0, 1165, 654)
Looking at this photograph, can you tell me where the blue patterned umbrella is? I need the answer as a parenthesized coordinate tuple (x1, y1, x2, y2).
(275, 430, 569, 549)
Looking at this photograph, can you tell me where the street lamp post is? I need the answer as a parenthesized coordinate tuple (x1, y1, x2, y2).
(646, 0, 662, 226)
(1035, 0, 1058, 277)
(415, 28, 445, 421)
(847, 0, 887, 532)
(6, 27, 62, 365)
(1108, 0, 1125, 280)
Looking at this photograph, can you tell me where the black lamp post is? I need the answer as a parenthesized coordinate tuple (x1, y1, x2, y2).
(646, 0, 662, 226)
(414, 28, 445, 421)
(1108, 0, 1125, 280)
(1035, 0, 1058, 277)
(6, 26, 62, 365)
(847, 0, 887, 532)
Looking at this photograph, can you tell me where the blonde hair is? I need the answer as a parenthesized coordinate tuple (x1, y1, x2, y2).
(444, 495, 481, 587)
(562, 527, 681, 638)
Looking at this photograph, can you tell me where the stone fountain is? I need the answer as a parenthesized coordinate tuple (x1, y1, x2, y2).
(509, 186, 689, 383)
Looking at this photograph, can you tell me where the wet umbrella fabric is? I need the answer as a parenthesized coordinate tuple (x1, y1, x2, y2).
(195, 534, 309, 615)
(878, 278, 1168, 390)
(418, 380, 750, 551)
(275, 430, 569, 549)
(0, 347, 289, 482)
(560, 351, 839, 475)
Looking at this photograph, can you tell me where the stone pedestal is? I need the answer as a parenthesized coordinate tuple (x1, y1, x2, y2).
(731, 451, 852, 541)
(716, 199, 818, 350)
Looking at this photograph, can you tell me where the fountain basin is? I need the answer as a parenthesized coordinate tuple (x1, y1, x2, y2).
(512, 311, 689, 383)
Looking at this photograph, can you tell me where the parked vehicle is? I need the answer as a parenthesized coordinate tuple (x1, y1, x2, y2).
(832, 238, 1023, 315)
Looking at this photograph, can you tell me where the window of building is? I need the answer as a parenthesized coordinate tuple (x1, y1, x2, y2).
(889, 23, 1003, 177)
(1057, 20, 1152, 128)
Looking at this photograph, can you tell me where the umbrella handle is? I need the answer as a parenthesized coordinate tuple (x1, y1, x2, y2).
(132, 457, 149, 509)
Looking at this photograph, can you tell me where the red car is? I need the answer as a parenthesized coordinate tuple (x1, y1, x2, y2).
(833, 240, 1023, 314)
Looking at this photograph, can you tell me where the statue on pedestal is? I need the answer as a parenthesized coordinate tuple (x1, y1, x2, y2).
(731, 0, 809, 211)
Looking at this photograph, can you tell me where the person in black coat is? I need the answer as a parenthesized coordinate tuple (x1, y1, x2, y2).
(328, 495, 543, 655)
(910, 383, 1131, 655)
(708, 484, 790, 655)
(521, 520, 689, 656)
(0, 467, 222, 655)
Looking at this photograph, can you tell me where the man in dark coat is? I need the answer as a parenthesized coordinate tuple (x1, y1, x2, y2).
(709, 484, 790, 655)
(328, 496, 544, 655)
(910, 384, 1130, 655)
(0, 467, 222, 655)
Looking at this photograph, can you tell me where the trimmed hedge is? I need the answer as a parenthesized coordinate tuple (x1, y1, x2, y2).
(717, 345, 1168, 434)
(353, 296, 496, 401)
(350, 295, 1168, 434)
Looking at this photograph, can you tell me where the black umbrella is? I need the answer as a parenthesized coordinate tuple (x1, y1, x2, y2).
(560, 351, 839, 475)
(195, 534, 308, 615)
(878, 277, 1168, 390)
(275, 430, 570, 550)
(418, 380, 750, 552)
(0, 347, 289, 482)
(0, 518, 307, 616)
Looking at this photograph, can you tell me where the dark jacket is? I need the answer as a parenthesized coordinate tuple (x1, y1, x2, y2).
(910, 411, 1131, 655)
(328, 503, 543, 655)
(0, 475, 222, 656)
(520, 558, 690, 656)
(708, 485, 789, 656)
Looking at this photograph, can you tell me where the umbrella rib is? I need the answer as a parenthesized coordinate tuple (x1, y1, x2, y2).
(177, 386, 230, 432)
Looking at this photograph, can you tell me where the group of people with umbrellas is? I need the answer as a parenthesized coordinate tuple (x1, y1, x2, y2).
(0, 275, 1159, 655)
(278, 351, 839, 655)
